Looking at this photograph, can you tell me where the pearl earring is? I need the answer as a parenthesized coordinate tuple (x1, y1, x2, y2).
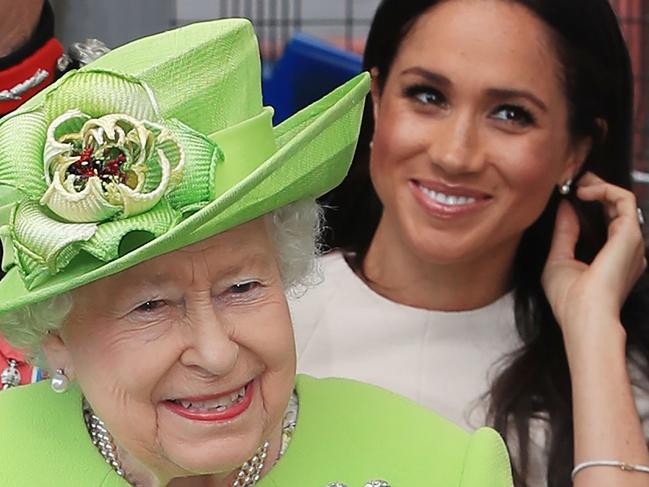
(559, 178, 573, 195)
(51, 368, 69, 393)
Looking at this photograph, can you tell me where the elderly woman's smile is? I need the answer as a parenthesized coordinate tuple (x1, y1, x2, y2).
(44, 217, 295, 482)
(164, 382, 252, 420)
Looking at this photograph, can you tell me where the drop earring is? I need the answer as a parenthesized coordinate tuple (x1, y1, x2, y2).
(51, 368, 69, 393)
(559, 178, 573, 195)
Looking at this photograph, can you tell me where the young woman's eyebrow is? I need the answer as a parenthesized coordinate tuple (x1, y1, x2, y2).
(485, 88, 548, 112)
(400, 66, 451, 87)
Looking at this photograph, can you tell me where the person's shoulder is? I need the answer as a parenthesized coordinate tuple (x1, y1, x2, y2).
(0, 381, 127, 486)
(282, 375, 512, 487)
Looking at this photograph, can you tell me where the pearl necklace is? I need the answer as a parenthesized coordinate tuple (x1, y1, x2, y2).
(231, 442, 269, 487)
(83, 402, 125, 477)
(83, 393, 298, 487)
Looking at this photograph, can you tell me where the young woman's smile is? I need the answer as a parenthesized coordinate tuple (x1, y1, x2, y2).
(409, 179, 493, 218)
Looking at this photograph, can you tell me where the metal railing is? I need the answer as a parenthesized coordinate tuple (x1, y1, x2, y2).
(176, 0, 375, 59)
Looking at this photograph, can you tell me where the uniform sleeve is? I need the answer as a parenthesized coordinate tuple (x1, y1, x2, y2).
(459, 427, 514, 487)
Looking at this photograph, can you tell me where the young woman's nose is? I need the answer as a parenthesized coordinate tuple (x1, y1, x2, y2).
(426, 111, 483, 175)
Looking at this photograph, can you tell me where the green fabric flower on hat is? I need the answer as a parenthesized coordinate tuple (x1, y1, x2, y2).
(41, 110, 185, 223)
(0, 69, 223, 289)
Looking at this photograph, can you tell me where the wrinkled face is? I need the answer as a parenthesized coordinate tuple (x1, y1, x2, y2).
(370, 0, 590, 265)
(50, 218, 295, 481)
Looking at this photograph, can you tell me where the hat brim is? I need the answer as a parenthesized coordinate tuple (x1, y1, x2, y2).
(0, 72, 370, 313)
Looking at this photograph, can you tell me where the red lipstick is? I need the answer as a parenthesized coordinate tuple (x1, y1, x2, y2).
(163, 381, 254, 422)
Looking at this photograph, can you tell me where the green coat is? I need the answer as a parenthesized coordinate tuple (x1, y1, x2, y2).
(0, 374, 513, 486)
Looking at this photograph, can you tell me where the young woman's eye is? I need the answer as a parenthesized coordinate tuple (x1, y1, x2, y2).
(135, 300, 166, 313)
(404, 84, 447, 107)
(228, 281, 260, 295)
(492, 105, 535, 126)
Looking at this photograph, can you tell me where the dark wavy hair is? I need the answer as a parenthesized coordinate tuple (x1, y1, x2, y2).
(319, 1, 649, 485)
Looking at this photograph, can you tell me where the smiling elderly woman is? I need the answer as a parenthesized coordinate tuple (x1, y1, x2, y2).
(0, 19, 513, 487)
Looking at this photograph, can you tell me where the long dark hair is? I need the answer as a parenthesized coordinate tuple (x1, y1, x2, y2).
(320, 1, 649, 485)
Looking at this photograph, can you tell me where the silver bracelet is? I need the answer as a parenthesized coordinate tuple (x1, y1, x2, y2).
(572, 460, 649, 481)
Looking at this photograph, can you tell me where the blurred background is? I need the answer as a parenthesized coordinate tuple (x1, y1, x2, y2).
(50, 0, 649, 206)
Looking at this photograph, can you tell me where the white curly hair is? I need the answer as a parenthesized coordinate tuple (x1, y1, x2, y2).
(0, 198, 323, 363)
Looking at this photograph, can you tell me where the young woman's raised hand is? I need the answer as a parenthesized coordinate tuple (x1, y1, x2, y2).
(542, 171, 649, 486)
(542, 172, 646, 344)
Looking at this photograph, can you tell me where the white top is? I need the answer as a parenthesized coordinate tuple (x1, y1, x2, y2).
(290, 251, 649, 487)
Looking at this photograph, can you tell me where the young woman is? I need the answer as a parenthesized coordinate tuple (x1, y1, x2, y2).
(290, 1, 649, 486)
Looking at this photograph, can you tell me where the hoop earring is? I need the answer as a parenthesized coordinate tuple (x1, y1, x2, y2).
(559, 178, 573, 195)
(51, 368, 69, 393)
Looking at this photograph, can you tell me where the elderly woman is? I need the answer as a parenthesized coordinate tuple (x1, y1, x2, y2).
(0, 20, 513, 487)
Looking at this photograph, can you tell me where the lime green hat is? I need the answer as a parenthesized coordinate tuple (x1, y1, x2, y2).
(0, 19, 369, 313)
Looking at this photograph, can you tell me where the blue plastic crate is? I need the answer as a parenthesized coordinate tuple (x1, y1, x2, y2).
(263, 32, 363, 123)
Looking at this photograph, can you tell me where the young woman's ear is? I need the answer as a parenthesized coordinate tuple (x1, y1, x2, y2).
(558, 118, 607, 186)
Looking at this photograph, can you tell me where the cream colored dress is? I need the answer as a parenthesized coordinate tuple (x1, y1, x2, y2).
(290, 251, 649, 487)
